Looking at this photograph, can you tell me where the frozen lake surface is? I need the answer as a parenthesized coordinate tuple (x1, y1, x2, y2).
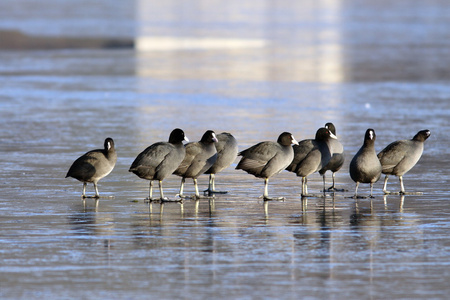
(1, 0, 449, 299)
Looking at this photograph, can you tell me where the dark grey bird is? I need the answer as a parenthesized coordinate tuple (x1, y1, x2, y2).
(66, 137, 117, 198)
(129, 128, 188, 201)
(349, 129, 382, 198)
(286, 127, 337, 197)
(236, 132, 298, 200)
(204, 132, 238, 196)
(173, 130, 218, 199)
(377, 129, 430, 194)
(319, 123, 345, 192)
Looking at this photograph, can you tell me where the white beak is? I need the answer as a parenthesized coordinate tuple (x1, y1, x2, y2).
(212, 133, 218, 143)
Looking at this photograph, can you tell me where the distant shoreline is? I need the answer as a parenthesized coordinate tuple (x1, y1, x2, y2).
(0, 29, 134, 50)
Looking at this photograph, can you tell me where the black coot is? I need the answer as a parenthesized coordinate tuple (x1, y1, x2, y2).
(173, 130, 218, 199)
(236, 132, 298, 200)
(66, 137, 117, 198)
(349, 129, 382, 198)
(319, 123, 345, 191)
(286, 127, 336, 197)
(129, 128, 188, 201)
(204, 132, 238, 196)
(377, 129, 430, 194)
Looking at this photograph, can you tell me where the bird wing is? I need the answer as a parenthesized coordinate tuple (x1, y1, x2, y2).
(286, 140, 314, 172)
(236, 142, 279, 176)
(129, 142, 174, 171)
(214, 134, 228, 155)
(377, 141, 408, 171)
(173, 142, 202, 175)
(66, 149, 106, 181)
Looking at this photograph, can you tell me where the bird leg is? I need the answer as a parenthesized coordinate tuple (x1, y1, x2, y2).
(82, 182, 87, 198)
(350, 182, 361, 198)
(150, 180, 181, 202)
(301, 176, 324, 198)
(399, 175, 405, 194)
(158, 180, 174, 202)
(261, 178, 284, 201)
(303, 177, 308, 196)
(203, 174, 228, 196)
(383, 175, 421, 195)
(211, 174, 216, 191)
(398, 176, 423, 195)
(177, 178, 214, 200)
(382, 175, 390, 194)
(301, 177, 308, 197)
(321, 174, 327, 192)
(369, 182, 375, 198)
(350, 182, 373, 199)
(176, 178, 186, 199)
(194, 178, 200, 199)
(263, 178, 270, 199)
(193, 178, 215, 200)
(93, 182, 100, 198)
(158, 180, 165, 200)
(81, 182, 112, 199)
(331, 172, 335, 189)
(326, 172, 346, 192)
(144, 180, 154, 202)
(82, 182, 100, 199)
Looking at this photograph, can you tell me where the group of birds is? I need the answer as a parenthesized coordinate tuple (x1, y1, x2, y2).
(66, 123, 431, 202)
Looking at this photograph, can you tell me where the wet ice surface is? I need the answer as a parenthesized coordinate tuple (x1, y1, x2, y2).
(1, 1, 450, 299)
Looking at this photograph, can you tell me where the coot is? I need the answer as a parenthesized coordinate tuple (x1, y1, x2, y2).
(129, 128, 188, 201)
(319, 123, 345, 191)
(236, 132, 298, 200)
(286, 127, 336, 197)
(66, 137, 117, 198)
(377, 129, 430, 194)
(173, 130, 218, 199)
(349, 129, 382, 198)
(204, 132, 238, 196)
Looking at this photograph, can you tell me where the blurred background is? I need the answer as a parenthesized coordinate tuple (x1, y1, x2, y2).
(1, 0, 448, 147)
(3, 0, 450, 81)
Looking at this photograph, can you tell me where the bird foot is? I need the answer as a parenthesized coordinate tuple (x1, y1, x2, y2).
(160, 197, 183, 203)
(400, 191, 423, 195)
(144, 197, 159, 203)
(325, 187, 347, 192)
(260, 195, 285, 201)
(193, 194, 215, 200)
(203, 189, 228, 196)
(177, 194, 214, 200)
(82, 195, 109, 199)
(147, 197, 184, 203)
